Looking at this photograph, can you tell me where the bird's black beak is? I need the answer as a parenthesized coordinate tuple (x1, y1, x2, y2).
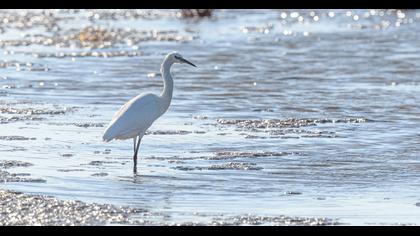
(179, 57, 197, 67)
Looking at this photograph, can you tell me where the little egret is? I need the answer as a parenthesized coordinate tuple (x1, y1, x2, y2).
(102, 52, 196, 173)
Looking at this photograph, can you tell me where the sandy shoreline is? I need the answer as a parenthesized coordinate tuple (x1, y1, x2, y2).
(0, 189, 151, 226)
(0, 188, 338, 226)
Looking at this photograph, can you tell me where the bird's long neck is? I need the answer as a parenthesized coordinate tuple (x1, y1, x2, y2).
(159, 58, 174, 112)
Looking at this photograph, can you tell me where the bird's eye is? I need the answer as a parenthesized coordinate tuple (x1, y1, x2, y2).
(174, 55, 180, 59)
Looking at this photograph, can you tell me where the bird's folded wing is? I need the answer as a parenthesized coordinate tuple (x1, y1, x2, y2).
(104, 94, 161, 140)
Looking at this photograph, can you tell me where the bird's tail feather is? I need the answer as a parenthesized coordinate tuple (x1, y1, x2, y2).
(102, 129, 114, 142)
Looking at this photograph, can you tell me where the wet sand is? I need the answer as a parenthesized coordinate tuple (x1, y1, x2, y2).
(0, 188, 336, 226)
(0, 189, 147, 226)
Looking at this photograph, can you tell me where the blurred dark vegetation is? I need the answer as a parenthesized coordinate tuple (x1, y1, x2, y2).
(181, 9, 214, 18)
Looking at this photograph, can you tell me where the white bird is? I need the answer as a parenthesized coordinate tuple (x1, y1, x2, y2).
(102, 52, 196, 173)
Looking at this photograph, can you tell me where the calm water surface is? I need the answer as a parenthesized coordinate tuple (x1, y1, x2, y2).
(1, 9, 420, 225)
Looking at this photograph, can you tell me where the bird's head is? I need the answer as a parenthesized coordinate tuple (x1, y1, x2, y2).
(166, 52, 196, 67)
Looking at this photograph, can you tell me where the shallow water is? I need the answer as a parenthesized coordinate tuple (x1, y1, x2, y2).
(1, 9, 420, 225)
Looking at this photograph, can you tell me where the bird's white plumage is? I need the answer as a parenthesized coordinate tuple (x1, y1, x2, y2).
(102, 51, 196, 171)
(103, 93, 163, 141)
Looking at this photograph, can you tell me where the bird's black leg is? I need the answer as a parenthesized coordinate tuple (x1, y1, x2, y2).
(133, 136, 137, 153)
(133, 137, 137, 172)
(133, 136, 142, 173)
